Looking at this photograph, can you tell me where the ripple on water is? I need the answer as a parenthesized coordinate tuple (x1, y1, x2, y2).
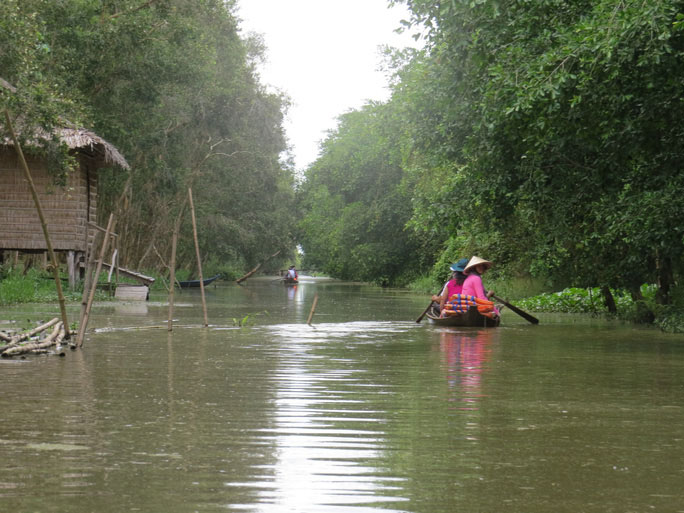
(219, 322, 415, 512)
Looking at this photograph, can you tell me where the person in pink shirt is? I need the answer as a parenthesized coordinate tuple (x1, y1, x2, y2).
(462, 256, 496, 302)
(431, 258, 468, 314)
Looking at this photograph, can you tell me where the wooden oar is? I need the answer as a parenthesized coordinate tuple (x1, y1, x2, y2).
(416, 301, 437, 323)
(416, 288, 443, 323)
(491, 295, 539, 324)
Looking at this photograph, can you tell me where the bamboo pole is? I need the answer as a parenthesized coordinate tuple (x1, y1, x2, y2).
(167, 230, 178, 331)
(10, 317, 61, 344)
(4, 110, 71, 338)
(79, 229, 101, 330)
(307, 293, 319, 326)
(76, 213, 115, 348)
(2, 322, 66, 357)
(87, 222, 119, 240)
(0, 318, 60, 354)
(188, 188, 208, 327)
(167, 195, 189, 331)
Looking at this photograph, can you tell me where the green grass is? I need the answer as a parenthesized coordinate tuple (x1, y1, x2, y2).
(406, 275, 441, 294)
(0, 268, 105, 306)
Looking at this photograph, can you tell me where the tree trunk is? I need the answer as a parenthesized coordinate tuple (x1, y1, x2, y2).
(655, 255, 673, 305)
(601, 285, 617, 314)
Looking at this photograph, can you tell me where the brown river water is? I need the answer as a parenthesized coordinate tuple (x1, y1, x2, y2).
(1, 276, 684, 513)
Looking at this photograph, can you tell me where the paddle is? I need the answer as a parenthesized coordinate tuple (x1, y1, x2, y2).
(491, 294, 539, 324)
(416, 301, 436, 323)
(416, 288, 443, 323)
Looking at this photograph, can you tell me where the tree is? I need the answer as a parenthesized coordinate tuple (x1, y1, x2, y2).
(2, 0, 297, 274)
(393, 0, 684, 302)
(298, 102, 431, 286)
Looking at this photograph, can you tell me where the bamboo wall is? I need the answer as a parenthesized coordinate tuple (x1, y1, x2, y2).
(0, 148, 97, 252)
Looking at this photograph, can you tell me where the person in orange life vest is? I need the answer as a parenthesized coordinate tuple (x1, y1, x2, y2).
(462, 256, 500, 315)
(431, 258, 469, 314)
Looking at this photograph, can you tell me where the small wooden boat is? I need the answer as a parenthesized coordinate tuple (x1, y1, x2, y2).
(282, 276, 298, 285)
(177, 274, 221, 288)
(426, 305, 500, 327)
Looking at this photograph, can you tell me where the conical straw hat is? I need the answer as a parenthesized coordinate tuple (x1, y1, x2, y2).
(463, 256, 493, 274)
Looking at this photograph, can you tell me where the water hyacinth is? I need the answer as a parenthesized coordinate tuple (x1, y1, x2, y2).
(517, 287, 637, 314)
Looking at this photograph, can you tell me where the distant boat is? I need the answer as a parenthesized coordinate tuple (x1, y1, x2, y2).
(177, 275, 221, 288)
(282, 276, 298, 285)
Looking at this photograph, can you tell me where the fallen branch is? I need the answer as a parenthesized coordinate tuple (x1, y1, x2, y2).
(236, 250, 281, 284)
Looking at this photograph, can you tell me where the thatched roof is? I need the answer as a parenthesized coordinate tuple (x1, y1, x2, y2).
(51, 126, 130, 170)
(1, 77, 130, 170)
(2, 125, 131, 171)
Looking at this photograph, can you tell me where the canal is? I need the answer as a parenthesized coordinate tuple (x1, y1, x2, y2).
(1, 276, 683, 512)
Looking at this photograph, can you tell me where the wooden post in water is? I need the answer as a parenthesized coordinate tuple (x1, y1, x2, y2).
(307, 293, 319, 326)
(77, 214, 115, 347)
(4, 110, 71, 339)
(167, 229, 178, 331)
(67, 250, 76, 289)
(167, 196, 187, 331)
(79, 229, 100, 330)
(188, 188, 208, 327)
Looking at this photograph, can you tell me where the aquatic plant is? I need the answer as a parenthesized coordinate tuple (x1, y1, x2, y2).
(516, 287, 633, 315)
(231, 315, 252, 327)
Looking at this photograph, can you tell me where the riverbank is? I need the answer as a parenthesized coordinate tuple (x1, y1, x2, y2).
(0, 268, 110, 306)
(408, 274, 684, 334)
(3, 268, 683, 333)
(0, 266, 225, 306)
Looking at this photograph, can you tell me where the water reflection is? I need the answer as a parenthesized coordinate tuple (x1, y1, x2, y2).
(226, 322, 412, 512)
(438, 330, 494, 411)
(114, 301, 149, 316)
(286, 284, 297, 301)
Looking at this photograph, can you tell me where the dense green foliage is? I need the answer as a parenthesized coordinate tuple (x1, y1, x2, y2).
(395, 0, 684, 302)
(515, 285, 684, 333)
(298, 0, 684, 322)
(297, 103, 438, 286)
(1, 0, 297, 275)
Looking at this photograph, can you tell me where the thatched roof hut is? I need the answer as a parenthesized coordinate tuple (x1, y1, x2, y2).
(1, 80, 129, 276)
(0, 127, 129, 253)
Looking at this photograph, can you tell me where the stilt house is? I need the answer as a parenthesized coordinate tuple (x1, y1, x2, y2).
(0, 102, 129, 284)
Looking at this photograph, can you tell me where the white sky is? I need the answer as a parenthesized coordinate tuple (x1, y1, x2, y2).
(236, 0, 420, 170)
